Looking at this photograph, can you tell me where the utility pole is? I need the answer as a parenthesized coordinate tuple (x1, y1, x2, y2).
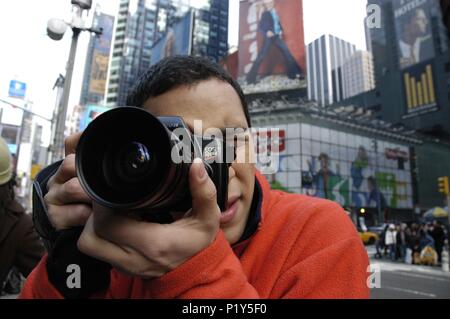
(52, 30, 80, 162)
(47, 0, 102, 162)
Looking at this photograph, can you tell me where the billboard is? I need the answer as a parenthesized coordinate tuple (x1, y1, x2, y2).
(151, 11, 194, 65)
(402, 61, 438, 118)
(238, 0, 306, 94)
(265, 123, 414, 210)
(394, 0, 435, 69)
(93, 13, 114, 55)
(87, 13, 114, 100)
(8, 80, 27, 99)
(89, 52, 109, 95)
(79, 105, 110, 131)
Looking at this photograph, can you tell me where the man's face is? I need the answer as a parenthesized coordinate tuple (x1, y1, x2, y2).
(143, 79, 256, 245)
(263, 0, 274, 10)
(319, 156, 329, 170)
(412, 9, 428, 36)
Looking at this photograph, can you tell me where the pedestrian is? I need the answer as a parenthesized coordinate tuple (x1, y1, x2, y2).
(0, 137, 45, 295)
(396, 223, 410, 262)
(375, 224, 389, 259)
(385, 224, 397, 261)
(419, 228, 435, 251)
(430, 221, 445, 264)
(409, 224, 421, 264)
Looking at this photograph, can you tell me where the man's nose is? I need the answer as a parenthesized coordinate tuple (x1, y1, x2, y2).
(228, 165, 236, 180)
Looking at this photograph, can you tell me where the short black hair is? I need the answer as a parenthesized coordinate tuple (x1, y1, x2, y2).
(126, 55, 251, 126)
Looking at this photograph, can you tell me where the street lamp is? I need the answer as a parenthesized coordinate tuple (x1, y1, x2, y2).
(47, 0, 102, 162)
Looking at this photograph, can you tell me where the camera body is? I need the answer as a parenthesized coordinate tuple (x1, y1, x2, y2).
(76, 107, 230, 217)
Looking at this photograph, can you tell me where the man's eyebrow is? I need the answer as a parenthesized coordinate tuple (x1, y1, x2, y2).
(185, 125, 249, 137)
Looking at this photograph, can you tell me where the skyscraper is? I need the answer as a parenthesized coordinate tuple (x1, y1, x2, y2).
(306, 35, 356, 106)
(106, 0, 229, 106)
(366, 0, 450, 136)
(79, 9, 114, 105)
(341, 51, 376, 100)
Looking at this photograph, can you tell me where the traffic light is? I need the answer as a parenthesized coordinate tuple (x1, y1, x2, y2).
(438, 176, 449, 196)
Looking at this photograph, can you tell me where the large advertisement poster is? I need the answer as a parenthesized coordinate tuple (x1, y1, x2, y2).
(151, 11, 194, 65)
(402, 61, 438, 118)
(89, 53, 109, 95)
(267, 123, 413, 210)
(393, 0, 435, 69)
(88, 13, 114, 98)
(238, 0, 306, 93)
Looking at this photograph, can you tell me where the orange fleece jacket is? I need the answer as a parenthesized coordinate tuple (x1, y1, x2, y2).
(20, 171, 370, 299)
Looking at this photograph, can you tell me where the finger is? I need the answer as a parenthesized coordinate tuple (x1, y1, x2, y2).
(90, 202, 168, 253)
(45, 177, 91, 206)
(46, 203, 92, 230)
(48, 154, 77, 186)
(77, 214, 133, 267)
(65, 132, 82, 156)
(78, 214, 160, 277)
(189, 158, 221, 225)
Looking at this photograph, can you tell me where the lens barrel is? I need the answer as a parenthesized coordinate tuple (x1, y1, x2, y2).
(76, 107, 190, 211)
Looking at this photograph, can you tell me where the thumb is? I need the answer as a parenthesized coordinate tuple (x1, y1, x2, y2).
(189, 158, 221, 225)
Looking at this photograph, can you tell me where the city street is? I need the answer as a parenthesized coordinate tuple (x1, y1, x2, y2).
(1, 0, 450, 303)
(367, 246, 450, 299)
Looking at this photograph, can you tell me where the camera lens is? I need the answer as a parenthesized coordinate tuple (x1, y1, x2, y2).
(116, 142, 155, 183)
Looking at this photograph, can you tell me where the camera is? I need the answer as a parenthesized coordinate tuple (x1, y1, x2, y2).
(76, 107, 232, 218)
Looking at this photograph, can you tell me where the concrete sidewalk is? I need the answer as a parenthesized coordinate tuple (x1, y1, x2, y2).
(366, 245, 450, 277)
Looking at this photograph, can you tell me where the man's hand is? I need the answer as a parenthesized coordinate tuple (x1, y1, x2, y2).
(267, 30, 275, 38)
(44, 133, 93, 231)
(77, 158, 221, 279)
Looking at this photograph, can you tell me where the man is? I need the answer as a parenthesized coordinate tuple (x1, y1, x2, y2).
(308, 153, 338, 200)
(246, 0, 302, 84)
(398, 8, 434, 68)
(430, 221, 445, 263)
(20, 56, 369, 299)
(0, 137, 44, 295)
(367, 176, 387, 213)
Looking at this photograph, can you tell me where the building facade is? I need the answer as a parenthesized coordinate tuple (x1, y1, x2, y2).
(341, 50, 376, 100)
(249, 97, 450, 224)
(80, 10, 114, 105)
(306, 35, 356, 107)
(106, 0, 228, 106)
(364, 0, 450, 136)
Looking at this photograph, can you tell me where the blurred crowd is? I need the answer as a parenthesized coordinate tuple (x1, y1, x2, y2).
(374, 220, 449, 266)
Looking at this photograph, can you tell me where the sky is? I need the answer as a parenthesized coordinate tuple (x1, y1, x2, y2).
(0, 0, 368, 145)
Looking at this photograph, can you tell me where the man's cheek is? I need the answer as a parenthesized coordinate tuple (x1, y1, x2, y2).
(234, 144, 256, 165)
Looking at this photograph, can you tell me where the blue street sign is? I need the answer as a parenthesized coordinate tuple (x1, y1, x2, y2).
(8, 80, 27, 99)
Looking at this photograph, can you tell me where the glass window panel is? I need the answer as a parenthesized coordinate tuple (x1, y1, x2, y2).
(311, 125, 321, 141)
(320, 128, 330, 142)
(338, 132, 347, 145)
(301, 124, 311, 139)
(302, 139, 311, 155)
(330, 144, 339, 160)
(288, 172, 301, 188)
(286, 139, 300, 155)
(288, 123, 300, 138)
(312, 141, 321, 156)
(330, 129, 338, 144)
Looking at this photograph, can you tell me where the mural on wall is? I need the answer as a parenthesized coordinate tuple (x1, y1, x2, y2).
(264, 123, 413, 209)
